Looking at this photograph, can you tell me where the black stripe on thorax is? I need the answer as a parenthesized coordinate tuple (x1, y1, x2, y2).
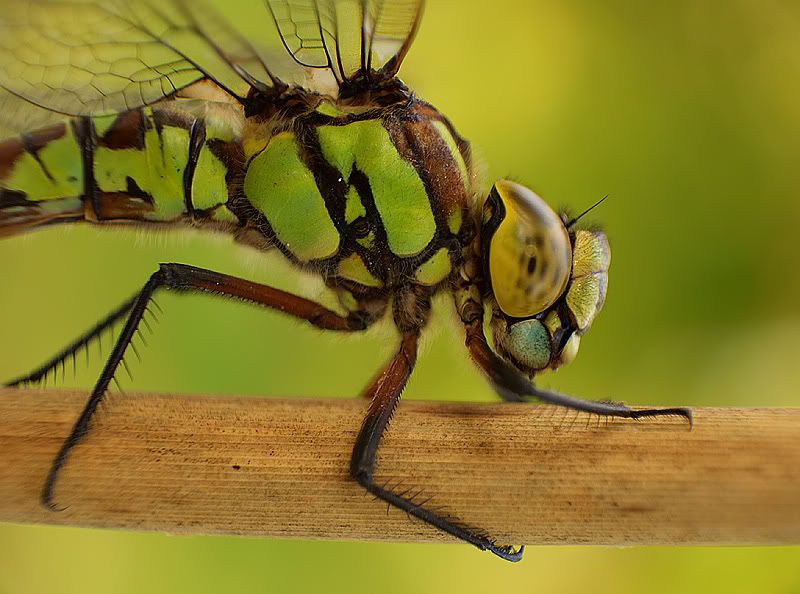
(297, 108, 460, 285)
(227, 115, 371, 277)
(232, 103, 455, 284)
(294, 115, 397, 282)
(347, 166, 393, 280)
(294, 119, 346, 228)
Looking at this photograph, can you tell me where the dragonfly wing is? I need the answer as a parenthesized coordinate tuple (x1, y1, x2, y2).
(0, 0, 425, 129)
(267, 0, 423, 84)
(267, 0, 348, 88)
(0, 90, 69, 136)
(0, 0, 279, 119)
(364, 0, 423, 76)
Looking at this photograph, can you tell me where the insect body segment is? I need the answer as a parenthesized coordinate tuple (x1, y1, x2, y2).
(240, 99, 470, 290)
(0, 103, 243, 236)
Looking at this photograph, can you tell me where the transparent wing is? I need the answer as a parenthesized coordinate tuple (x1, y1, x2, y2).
(0, 0, 278, 119)
(268, 1, 334, 70)
(0, 90, 68, 136)
(267, 0, 347, 85)
(0, 0, 425, 132)
(267, 0, 423, 83)
(364, 0, 423, 76)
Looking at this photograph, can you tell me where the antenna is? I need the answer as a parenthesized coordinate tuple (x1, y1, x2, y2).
(565, 195, 608, 229)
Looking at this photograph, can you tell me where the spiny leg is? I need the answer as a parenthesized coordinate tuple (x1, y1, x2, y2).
(349, 331, 524, 562)
(5, 296, 140, 388)
(38, 262, 378, 510)
(464, 321, 693, 426)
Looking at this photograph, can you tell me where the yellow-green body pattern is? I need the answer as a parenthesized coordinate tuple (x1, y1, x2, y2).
(0, 94, 472, 301)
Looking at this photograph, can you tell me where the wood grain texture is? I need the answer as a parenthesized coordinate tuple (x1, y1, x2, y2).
(1, 388, 799, 546)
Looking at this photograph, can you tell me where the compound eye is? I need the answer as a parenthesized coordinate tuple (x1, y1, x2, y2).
(486, 180, 572, 318)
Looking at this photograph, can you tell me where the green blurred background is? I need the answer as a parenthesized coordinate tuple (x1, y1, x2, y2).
(2, 0, 799, 591)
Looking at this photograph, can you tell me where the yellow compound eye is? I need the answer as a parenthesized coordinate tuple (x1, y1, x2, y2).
(485, 180, 572, 318)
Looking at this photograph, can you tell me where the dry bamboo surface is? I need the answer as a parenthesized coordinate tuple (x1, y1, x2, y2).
(0, 388, 799, 546)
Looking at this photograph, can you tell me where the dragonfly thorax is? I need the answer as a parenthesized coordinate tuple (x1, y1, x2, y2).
(237, 95, 473, 295)
(337, 73, 412, 107)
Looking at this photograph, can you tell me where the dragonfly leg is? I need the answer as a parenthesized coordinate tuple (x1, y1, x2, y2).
(350, 330, 524, 562)
(39, 262, 380, 510)
(464, 321, 692, 426)
(5, 296, 139, 387)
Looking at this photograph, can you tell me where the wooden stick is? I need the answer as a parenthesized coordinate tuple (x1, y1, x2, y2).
(1, 388, 798, 546)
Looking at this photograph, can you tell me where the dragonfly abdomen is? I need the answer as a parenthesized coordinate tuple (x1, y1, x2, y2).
(0, 104, 244, 237)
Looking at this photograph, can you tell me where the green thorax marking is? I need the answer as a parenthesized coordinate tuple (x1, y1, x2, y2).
(235, 102, 468, 290)
(414, 247, 452, 286)
(317, 119, 436, 258)
(243, 130, 340, 262)
(337, 252, 382, 287)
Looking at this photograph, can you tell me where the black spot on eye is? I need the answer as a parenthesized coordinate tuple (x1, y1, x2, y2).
(527, 256, 537, 274)
(351, 216, 370, 238)
(539, 260, 549, 276)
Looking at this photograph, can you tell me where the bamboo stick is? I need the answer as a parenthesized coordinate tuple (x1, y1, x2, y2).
(0, 388, 798, 546)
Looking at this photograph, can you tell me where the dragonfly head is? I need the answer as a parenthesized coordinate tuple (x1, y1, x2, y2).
(480, 180, 610, 375)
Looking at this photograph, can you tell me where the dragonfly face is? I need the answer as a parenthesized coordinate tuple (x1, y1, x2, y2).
(481, 180, 610, 375)
(0, 0, 691, 563)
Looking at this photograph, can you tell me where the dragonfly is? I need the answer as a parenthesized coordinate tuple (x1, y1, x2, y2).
(0, 0, 691, 561)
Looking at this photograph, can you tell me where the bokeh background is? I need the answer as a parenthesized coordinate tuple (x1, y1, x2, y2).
(2, 0, 799, 592)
